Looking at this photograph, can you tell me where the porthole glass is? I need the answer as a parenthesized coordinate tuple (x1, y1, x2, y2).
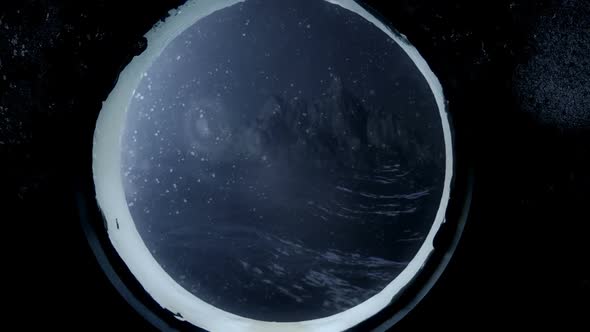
(93, 0, 453, 330)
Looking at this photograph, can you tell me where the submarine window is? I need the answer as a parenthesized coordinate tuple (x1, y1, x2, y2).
(92, 0, 453, 330)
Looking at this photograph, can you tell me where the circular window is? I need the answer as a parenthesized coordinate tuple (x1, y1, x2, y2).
(93, 0, 453, 330)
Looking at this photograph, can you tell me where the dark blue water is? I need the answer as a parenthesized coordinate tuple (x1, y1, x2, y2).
(121, 0, 446, 321)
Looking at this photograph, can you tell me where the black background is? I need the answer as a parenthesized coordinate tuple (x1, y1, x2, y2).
(1, 0, 588, 330)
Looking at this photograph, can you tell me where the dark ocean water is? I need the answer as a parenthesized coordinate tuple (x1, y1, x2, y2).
(120, 0, 446, 321)
(125, 144, 442, 320)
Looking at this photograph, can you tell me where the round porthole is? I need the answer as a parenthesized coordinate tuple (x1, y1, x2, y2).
(91, 0, 465, 331)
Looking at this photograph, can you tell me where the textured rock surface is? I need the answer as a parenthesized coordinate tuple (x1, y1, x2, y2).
(514, 0, 590, 129)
